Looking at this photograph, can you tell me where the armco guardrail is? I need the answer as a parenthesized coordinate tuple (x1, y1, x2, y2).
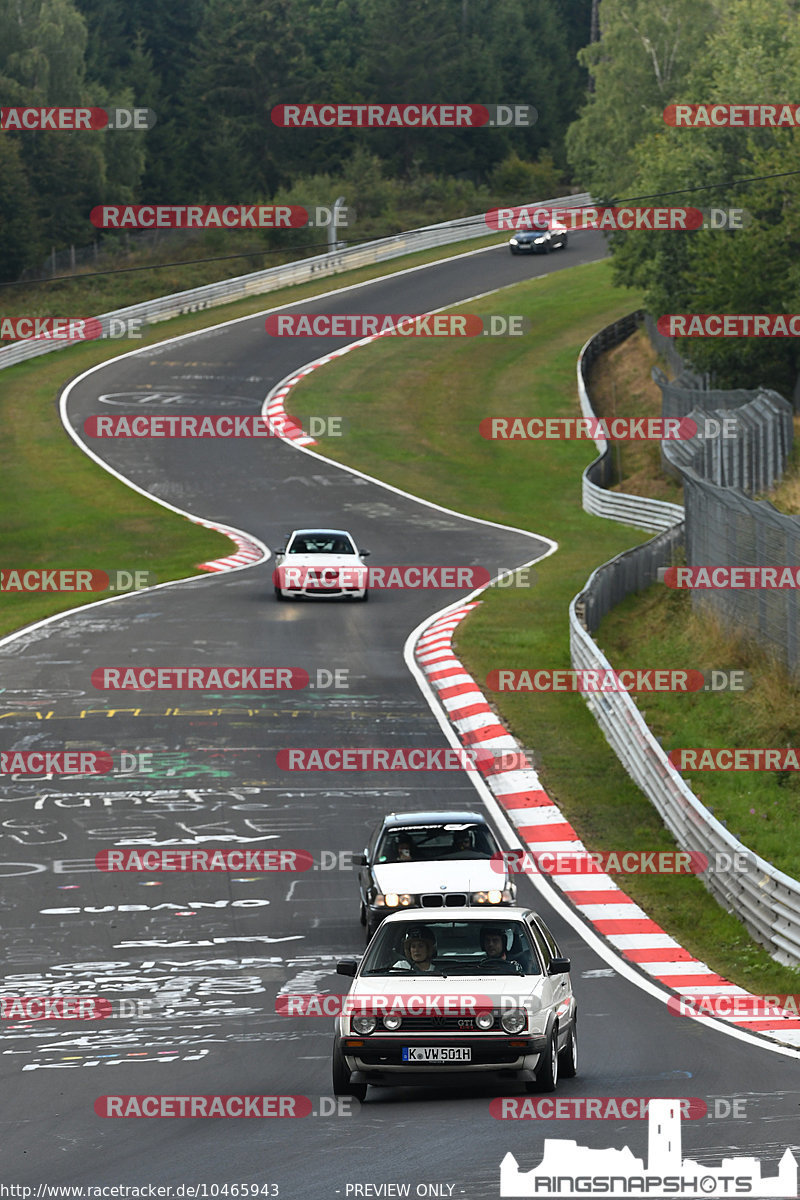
(570, 592, 800, 966)
(577, 311, 684, 533)
(571, 314, 800, 965)
(0, 191, 592, 372)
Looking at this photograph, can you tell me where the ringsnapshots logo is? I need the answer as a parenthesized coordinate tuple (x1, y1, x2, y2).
(498, 1099, 797, 1197)
(0, 107, 156, 131)
(265, 313, 530, 337)
(271, 103, 536, 128)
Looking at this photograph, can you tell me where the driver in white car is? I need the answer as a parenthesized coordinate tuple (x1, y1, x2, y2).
(392, 926, 438, 972)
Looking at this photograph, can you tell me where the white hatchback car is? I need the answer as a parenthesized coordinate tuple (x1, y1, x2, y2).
(332, 907, 577, 1102)
(272, 528, 369, 601)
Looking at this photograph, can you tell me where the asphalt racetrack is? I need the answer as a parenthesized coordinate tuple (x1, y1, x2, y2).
(2, 235, 798, 1197)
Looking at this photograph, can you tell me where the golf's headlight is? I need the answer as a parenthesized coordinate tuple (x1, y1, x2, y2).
(352, 1015, 377, 1034)
(472, 889, 504, 905)
(501, 1008, 527, 1034)
(382, 1013, 403, 1031)
(475, 1010, 495, 1031)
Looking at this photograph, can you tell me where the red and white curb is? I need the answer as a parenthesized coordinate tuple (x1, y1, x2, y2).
(194, 518, 266, 573)
(415, 604, 800, 1048)
(262, 322, 431, 446)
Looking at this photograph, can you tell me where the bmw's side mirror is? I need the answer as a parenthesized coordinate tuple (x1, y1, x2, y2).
(548, 956, 571, 975)
(359, 549, 370, 557)
(273, 548, 286, 555)
(356, 853, 368, 867)
(337, 960, 358, 977)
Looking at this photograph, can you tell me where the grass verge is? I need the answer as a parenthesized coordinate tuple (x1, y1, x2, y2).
(0, 231, 508, 638)
(287, 256, 800, 994)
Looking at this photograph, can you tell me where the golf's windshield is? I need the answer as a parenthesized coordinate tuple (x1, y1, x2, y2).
(360, 919, 540, 977)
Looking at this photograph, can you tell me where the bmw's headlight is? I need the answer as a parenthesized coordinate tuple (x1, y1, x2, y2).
(509, 237, 519, 246)
(352, 1015, 377, 1035)
(472, 889, 504, 905)
(501, 1008, 527, 1034)
(375, 892, 415, 909)
(534, 236, 547, 244)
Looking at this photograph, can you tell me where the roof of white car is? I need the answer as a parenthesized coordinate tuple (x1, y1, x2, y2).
(288, 528, 354, 536)
(379, 906, 532, 926)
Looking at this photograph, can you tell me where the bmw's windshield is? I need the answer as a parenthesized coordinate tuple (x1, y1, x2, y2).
(288, 533, 356, 554)
(360, 919, 540, 977)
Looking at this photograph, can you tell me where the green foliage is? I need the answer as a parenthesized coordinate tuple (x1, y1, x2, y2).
(1, 0, 593, 281)
(567, 0, 800, 394)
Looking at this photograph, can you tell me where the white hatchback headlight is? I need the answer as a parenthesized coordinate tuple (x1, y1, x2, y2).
(352, 1015, 377, 1035)
(501, 1008, 527, 1034)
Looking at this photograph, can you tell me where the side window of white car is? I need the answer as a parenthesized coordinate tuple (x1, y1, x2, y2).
(527, 920, 551, 972)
